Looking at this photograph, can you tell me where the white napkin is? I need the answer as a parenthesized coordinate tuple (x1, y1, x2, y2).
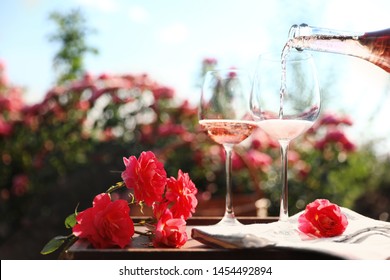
(192, 208, 390, 259)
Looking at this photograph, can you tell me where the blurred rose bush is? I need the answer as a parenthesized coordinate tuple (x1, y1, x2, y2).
(1, 58, 389, 245)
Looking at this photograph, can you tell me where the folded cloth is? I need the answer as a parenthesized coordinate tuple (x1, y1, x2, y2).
(191, 208, 390, 259)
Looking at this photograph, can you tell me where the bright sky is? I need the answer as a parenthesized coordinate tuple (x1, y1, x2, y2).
(1, 0, 390, 151)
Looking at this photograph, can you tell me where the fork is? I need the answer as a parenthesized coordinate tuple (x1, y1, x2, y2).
(334, 226, 390, 244)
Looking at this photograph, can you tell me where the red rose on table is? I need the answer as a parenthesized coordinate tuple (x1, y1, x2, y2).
(298, 199, 348, 238)
(72, 193, 134, 248)
(152, 201, 170, 220)
(121, 151, 167, 206)
(165, 170, 198, 220)
(153, 208, 187, 248)
(41, 151, 199, 255)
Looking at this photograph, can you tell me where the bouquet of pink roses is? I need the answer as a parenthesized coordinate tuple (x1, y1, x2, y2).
(41, 151, 198, 255)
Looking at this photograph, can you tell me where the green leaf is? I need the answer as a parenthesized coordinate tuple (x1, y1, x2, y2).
(40, 236, 68, 255)
(65, 213, 77, 229)
(106, 185, 117, 193)
(139, 201, 144, 214)
(128, 192, 135, 204)
(106, 181, 124, 193)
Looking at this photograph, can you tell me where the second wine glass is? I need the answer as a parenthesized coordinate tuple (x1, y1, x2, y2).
(199, 69, 257, 226)
(251, 51, 321, 222)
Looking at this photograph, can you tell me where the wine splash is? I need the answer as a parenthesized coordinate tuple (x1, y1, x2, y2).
(279, 43, 292, 119)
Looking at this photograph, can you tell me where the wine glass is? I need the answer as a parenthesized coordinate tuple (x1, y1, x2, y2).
(199, 68, 257, 226)
(250, 50, 321, 222)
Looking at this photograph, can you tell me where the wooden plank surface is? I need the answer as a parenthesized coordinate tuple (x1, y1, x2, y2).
(60, 217, 342, 260)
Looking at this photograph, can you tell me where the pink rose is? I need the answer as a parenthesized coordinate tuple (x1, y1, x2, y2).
(203, 57, 217, 65)
(11, 174, 29, 196)
(152, 86, 175, 100)
(153, 209, 187, 248)
(72, 193, 134, 249)
(157, 123, 186, 137)
(152, 201, 169, 220)
(246, 149, 273, 169)
(314, 130, 356, 152)
(165, 170, 198, 220)
(0, 116, 13, 137)
(298, 199, 348, 238)
(121, 151, 167, 206)
(318, 112, 353, 127)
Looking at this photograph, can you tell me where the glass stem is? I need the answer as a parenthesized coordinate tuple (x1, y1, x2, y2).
(279, 140, 290, 222)
(223, 144, 235, 218)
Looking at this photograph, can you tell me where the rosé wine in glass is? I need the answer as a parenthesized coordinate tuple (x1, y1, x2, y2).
(199, 69, 255, 226)
(256, 119, 313, 141)
(199, 119, 258, 145)
(251, 51, 321, 222)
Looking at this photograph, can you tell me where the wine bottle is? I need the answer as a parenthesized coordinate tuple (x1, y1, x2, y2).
(286, 24, 390, 73)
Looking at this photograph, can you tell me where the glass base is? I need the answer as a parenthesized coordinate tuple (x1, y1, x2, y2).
(215, 212, 243, 226)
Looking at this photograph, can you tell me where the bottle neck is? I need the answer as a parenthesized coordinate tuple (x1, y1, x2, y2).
(287, 24, 390, 73)
(288, 24, 363, 40)
(287, 24, 364, 53)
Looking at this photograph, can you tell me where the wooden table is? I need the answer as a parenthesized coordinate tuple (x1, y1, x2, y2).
(60, 217, 343, 260)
